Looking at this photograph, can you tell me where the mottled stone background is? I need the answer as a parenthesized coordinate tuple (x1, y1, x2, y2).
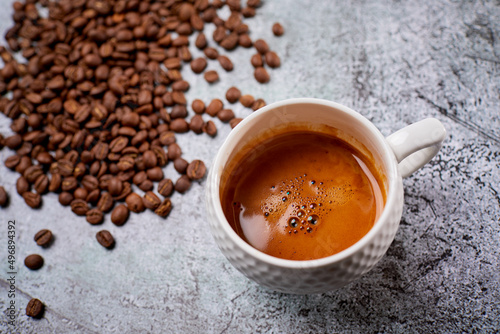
(0, 0, 499, 333)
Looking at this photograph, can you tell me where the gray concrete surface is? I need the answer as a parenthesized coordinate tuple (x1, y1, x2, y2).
(0, 0, 499, 333)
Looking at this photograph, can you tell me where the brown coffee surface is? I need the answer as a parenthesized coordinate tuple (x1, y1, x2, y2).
(221, 131, 385, 261)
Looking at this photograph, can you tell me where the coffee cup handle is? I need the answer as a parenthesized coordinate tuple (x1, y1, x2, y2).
(386, 118, 446, 178)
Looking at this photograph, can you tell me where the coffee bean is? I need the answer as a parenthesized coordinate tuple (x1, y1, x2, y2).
(171, 105, 188, 119)
(204, 70, 219, 83)
(265, 51, 281, 68)
(272, 22, 284, 36)
(24, 165, 43, 183)
(5, 155, 20, 169)
(86, 208, 104, 225)
(203, 120, 218, 137)
(226, 87, 241, 103)
(167, 143, 182, 160)
(189, 115, 205, 134)
(174, 158, 189, 174)
(170, 119, 190, 133)
(139, 179, 154, 192)
(186, 160, 207, 180)
(218, 109, 235, 122)
(126, 193, 145, 213)
(251, 53, 263, 68)
(143, 191, 161, 210)
(206, 99, 224, 117)
(254, 67, 270, 83)
(61, 176, 78, 192)
(254, 39, 270, 54)
(96, 230, 115, 249)
(175, 175, 192, 194)
(0, 186, 8, 207)
(195, 33, 207, 49)
(26, 298, 44, 318)
(158, 179, 174, 197)
(34, 229, 53, 247)
(23, 191, 41, 208)
(155, 198, 173, 218)
(71, 199, 89, 216)
(108, 177, 123, 197)
(5, 134, 22, 149)
(147, 167, 164, 181)
(239, 34, 253, 48)
(16, 176, 30, 195)
(25, 254, 44, 270)
(34, 174, 49, 194)
(133, 171, 148, 185)
(252, 98, 267, 111)
(204, 47, 219, 59)
(221, 33, 239, 50)
(239, 94, 255, 107)
(190, 57, 208, 74)
(97, 192, 114, 213)
(58, 192, 74, 206)
(86, 189, 101, 205)
(73, 187, 88, 200)
(218, 55, 234, 71)
(230, 118, 243, 129)
(111, 204, 129, 226)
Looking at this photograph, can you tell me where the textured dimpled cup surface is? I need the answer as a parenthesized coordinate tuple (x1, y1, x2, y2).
(206, 98, 446, 294)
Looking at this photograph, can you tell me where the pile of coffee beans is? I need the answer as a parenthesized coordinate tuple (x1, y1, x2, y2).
(0, 0, 283, 320)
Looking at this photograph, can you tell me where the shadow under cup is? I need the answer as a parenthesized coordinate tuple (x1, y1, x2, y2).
(207, 99, 404, 294)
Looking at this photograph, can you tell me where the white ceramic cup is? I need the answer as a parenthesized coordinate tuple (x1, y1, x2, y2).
(206, 98, 446, 294)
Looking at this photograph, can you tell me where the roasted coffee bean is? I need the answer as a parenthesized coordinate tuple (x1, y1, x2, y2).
(139, 179, 154, 192)
(133, 171, 148, 185)
(226, 87, 241, 103)
(97, 192, 114, 212)
(155, 198, 173, 218)
(15, 156, 32, 174)
(252, 98, 267, 111)
(191, 99, 205, 114)
(204, 70, 219, 83)
(5, 155, 20, 169)
(74, 187, 88, 200)
(59, 192, 74, 206)
(159, 131, 176, 146)
(111, 204, 129, 226)
(34, 229, 53, 247)
(61, 176, 78, 192)
(195, 33, 207, 49)
(23, 191, 41, 208)
(126, 193, 145, 213)
(175, 175, 192, 194)
(189, 115, 204, 134)
(24, 165, 43, 183)
(239, 34, 253, 48)
(203, 120, 217, 137)
(254, 39, 270, 54)
(251, 53, 263, 68)
(190, 57, 207, 73)
(170, 119, 189, 133)
(158, 179, 174, 197)
(239, 94, 255, 107)
(221, 33, 239, 50)
(272, 22, 285, 36)
(25, 254, 44, 270)
(5, 134, 22, 149)
(0, 186, 8, 207)
(26, 298, 44, 318)
(204, 47, 219, 59)
(49, 173, 62, 192)
(174, 158, 189, 174)
(171, 105, 188, 119)
(206, 99, 224, 117)
(265, 51, 281, 68)
(242, 7, 256, 17)
(254, 67, 270, 83)
(147, 167, 164, 181)
(16, 176, 30, 195)
(71, 199, 89, 216)
(34, 174, 49, 194)
(167, 143, 182, 160)
(86, 208, 104, 225)
(218, 109, 235, 122)
(143, 191, 161, 210)
(186, 160, 207, 180)
(108, 177, 123, 196)
(143, 150, 158, 169)
(81, 175, 99, 191)
(96, 230, 115, 249)
(230, 118, 243, 129)
(218, 55, 234, 71)
(86, 189, 101, 205)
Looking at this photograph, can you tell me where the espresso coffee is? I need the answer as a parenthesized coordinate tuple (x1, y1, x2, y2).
(221, 130, 386, 261)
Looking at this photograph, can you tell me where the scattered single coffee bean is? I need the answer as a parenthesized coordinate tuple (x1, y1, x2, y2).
(218, 109, 235, 122)
(71, 199, 89, 216)
(226, 87, 242, 103)
(175, 175, 192, 194)
(230, 118, 243, 128)
(143, 191, 161, 210)
(251, 53, 263, 68)
(155, 198, 173, 218)
(252, 98, 267, 111)
(58, 192, 74, 206)
(203, 121, 218, 137)
(34, 229, 53, 247)
(206, 99, 224, 117)
(25, 254, 44, 270)
(26, 298, 44, 318)
(0, 186, 8, 207)
(204, 47, 219, 59)
(265, 51, 281, 68)
(186, 160, 207, 180)
(204, 70, 219, 83)
(111, 204, 129, 226)
(96, 230, 115, 249)
(254, 39, 270, 54)
(23, 192, 41, 209)
(86, 208, 104, 225)
(174, 158, 189, 174)
(126, 193, 145, 213)
(218, 55, 234, 71)
(158, 179, 174, 197)
(254, 67, 270, 83)
(239, 94, 255, 108)
(272, 22, 285, 36)
(147, 166, 164, 181)
(191, 57, 208, 74)
(189, 115, 205, 134)
(191, 99, 206, 114)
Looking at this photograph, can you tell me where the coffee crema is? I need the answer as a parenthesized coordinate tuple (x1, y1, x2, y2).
(221, 130, 386, 261)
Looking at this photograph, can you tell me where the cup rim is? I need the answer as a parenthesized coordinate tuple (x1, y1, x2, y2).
(209, 98, 400, 269)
